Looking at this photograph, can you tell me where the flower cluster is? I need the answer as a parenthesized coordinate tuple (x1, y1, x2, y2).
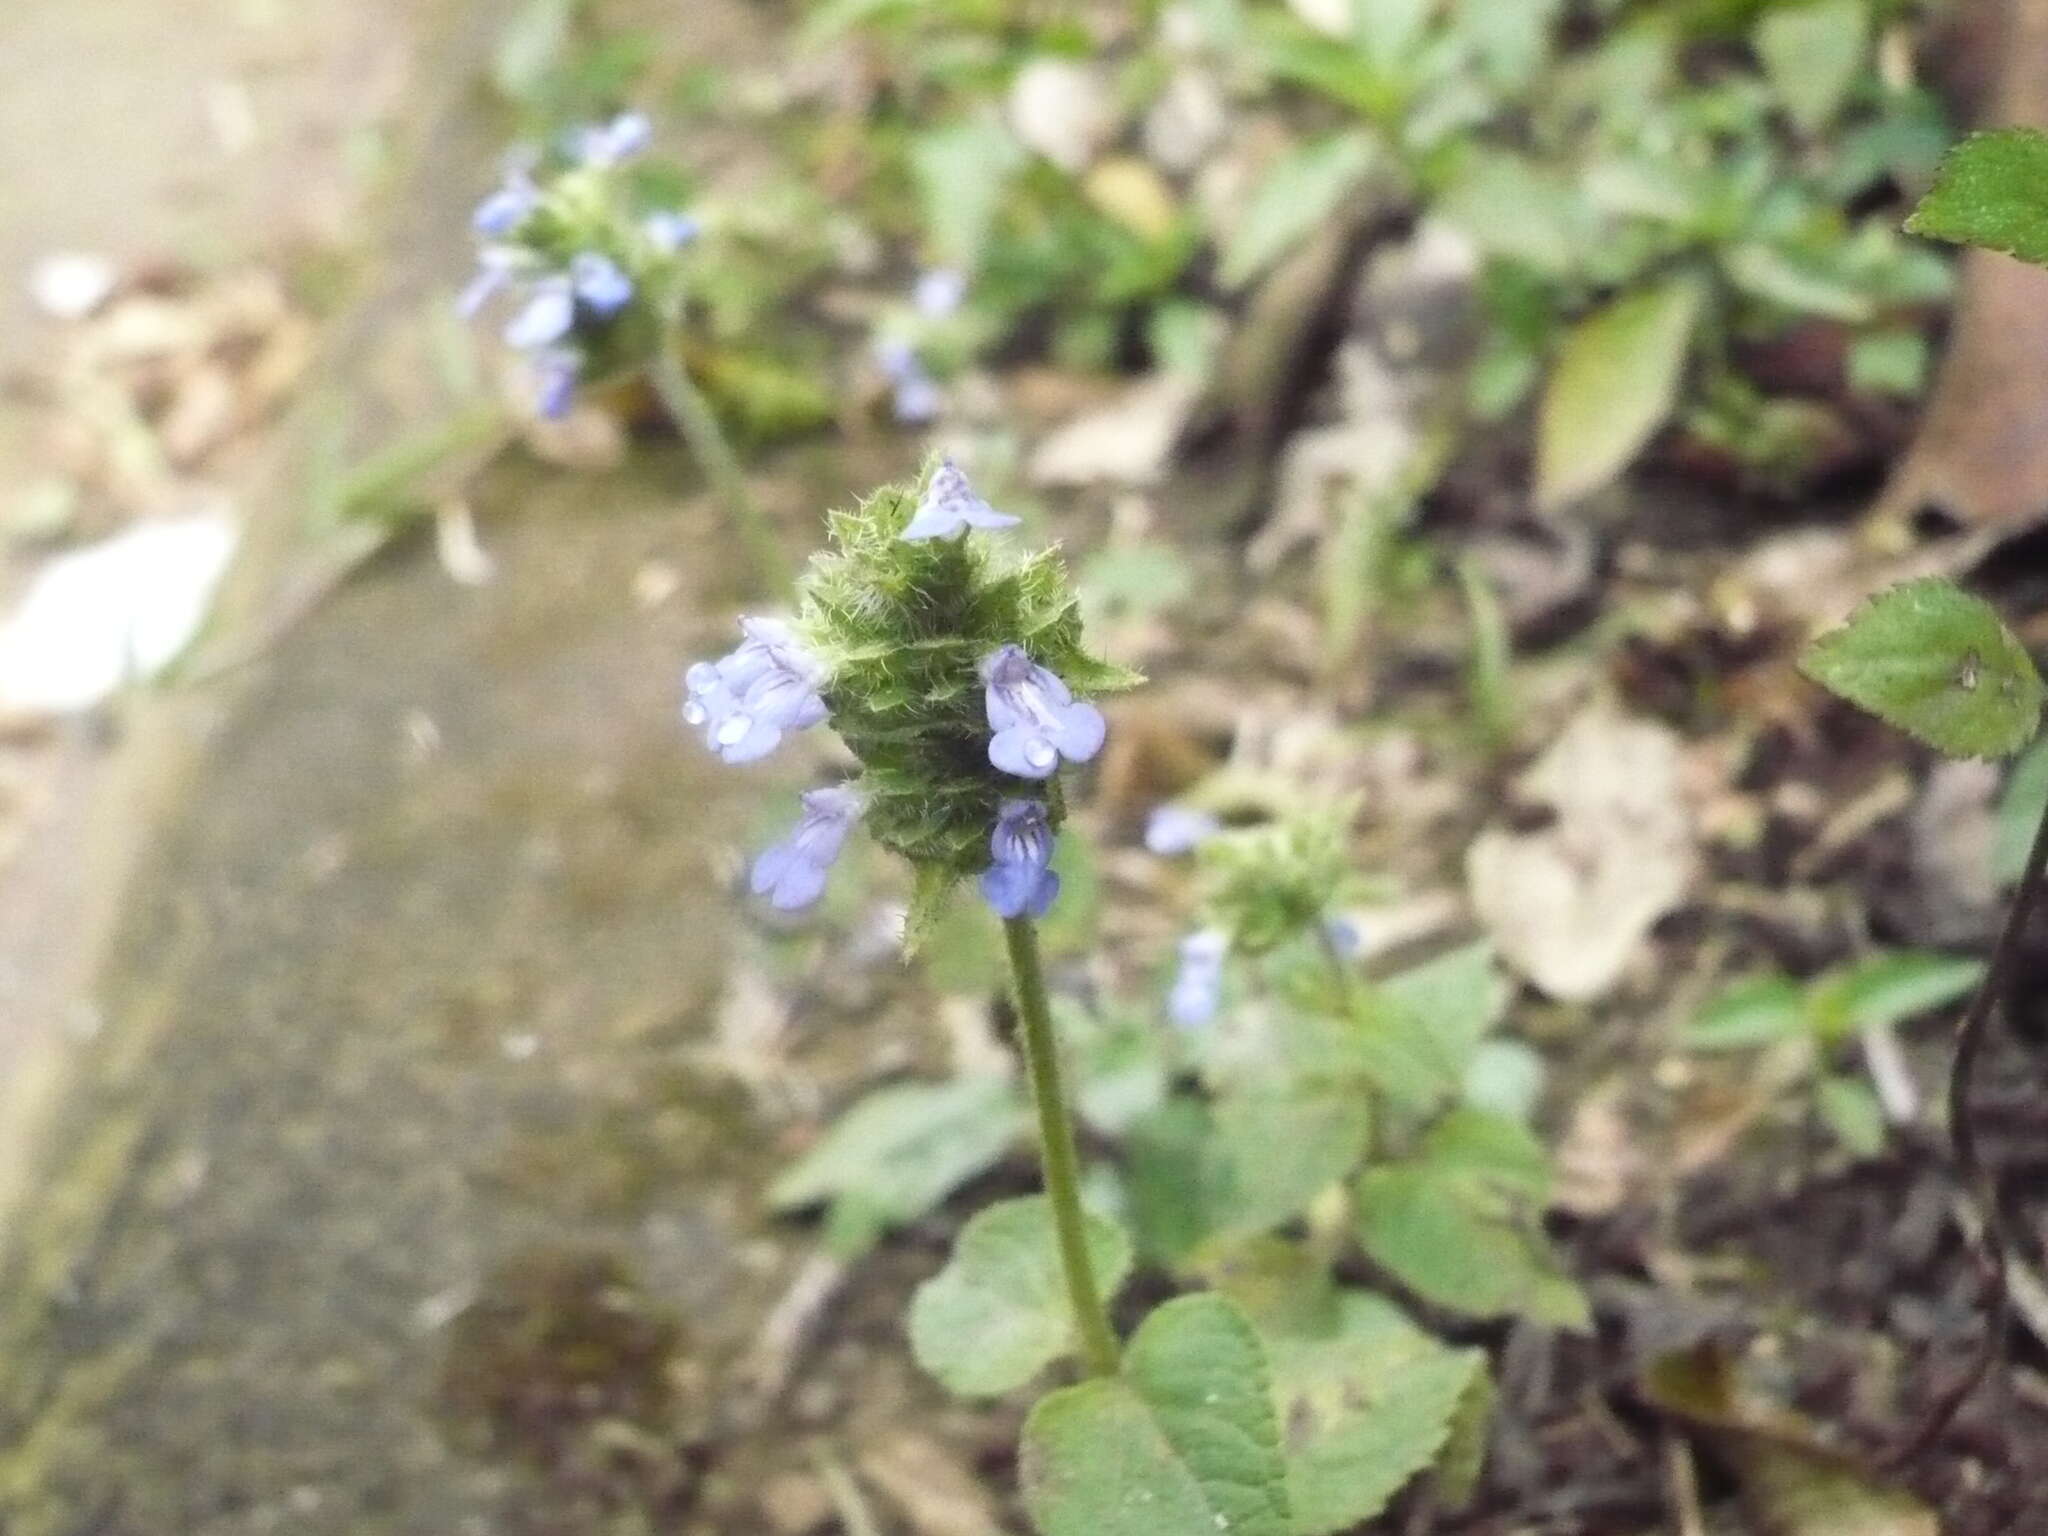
(680, 460, 1137, 930)
(460, 111, 701, 419)
(1157, 808, 1364, 1028)
(870, 268, 966, 425)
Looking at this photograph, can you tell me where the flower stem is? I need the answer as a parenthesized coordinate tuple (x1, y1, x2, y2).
(649, 306, 783, 590)
(1889, 770, 2048, 1463)
(1002, 915, 1120, 1378)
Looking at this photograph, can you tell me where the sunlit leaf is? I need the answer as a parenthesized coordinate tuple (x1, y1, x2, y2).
(1906, 128, 2048, 268)
(1535, 276, 1704, 510)
(910, 1196, 1134, 1397)
(1219, 132, 1377, 289)
(1687, 974, 1805, 1051)
(1799, 577, 2045, 758)
(1754, 0, 1867, 135)
(1833, 950, 1982, 1034)
(1021, 1294, 1293, 1536)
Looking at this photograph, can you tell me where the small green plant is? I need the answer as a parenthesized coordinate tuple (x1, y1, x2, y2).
(1794, 122, 2048, 1447)
(699, 460, 1580, 1533)
(1685, 950, 1982, 1158)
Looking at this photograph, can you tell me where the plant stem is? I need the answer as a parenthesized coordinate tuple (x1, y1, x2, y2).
(648, 306, 783, 590)
(1891, 773, 2048, 1463)
(1002, 915, 1121, 1378)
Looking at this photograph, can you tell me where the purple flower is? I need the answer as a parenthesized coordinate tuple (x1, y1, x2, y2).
(898, 459, 1019, 542)
(914, 267, 967, 319)
(874, 336, 920, 382)
(472, 171, 539, 236)
(458, 247, 521, 318)
(682, 617, 830, 764)
(644, 210, 701, 252)
(1324, 915, 1361, 957)
(893, 373, 943, 425)
(504, 275, 575, 350)
(571, 251, 634, 315)
(533, 348, 582, 420)
(751, 785, 863, 910)
(1144, 804, 1220, 856)
(979, 799, 1060, 919)
(575, 111, 652, 167)
(1168, 928, 1228, 1028)
(981, 646, 1106, 780)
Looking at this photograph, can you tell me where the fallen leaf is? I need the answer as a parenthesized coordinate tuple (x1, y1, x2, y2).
(1467, 705, 1696, 1000)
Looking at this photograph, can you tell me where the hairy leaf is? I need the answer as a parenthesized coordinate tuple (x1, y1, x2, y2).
(1799, 577, 2044, 758)
(1021, 1294, 1292, 1536)
(1356, 1166, 1589, 1328)
(1907, 128, 2048, 268)
(1261, 1291, 1485, 1534)
(911, 1196, 1134, 1398)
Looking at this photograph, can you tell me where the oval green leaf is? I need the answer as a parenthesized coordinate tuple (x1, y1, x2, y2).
(1021, 1294, 1293, 1536)
(1799, 577, 2045, 758)
(910, 1196, 1134, 1399)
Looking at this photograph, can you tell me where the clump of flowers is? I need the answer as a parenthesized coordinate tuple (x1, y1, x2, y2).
(681, 456, 1137, 931)
(1162, 805, 1366, 1025)
(870, 267, 970, 426)
(460, 110, 701, 419)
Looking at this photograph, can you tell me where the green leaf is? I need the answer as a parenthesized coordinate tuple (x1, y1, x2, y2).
(1687, 974, 1806, 1051)
(910, 1197, 1134, 1398)
(1421, 1107, 1552, 1200)
(1351, 942, 1505, 1112)
(1535, 276, 1704, 511)
(1431, 1364, 1495, 1509)
(1125, 1099, 1234, 1265)
(1799, 577, 2045, 758)
(1353, 0, 1433, 69)
(1219, 132, 1377, 290)
(1261, 1292, 1485, 1535)
(1754, 0, 1867, 135)
(1435, 151, 1590, 277)
(1815, 1074, 1887, 1159)
(1213, 1086, 1373, 1236)
(1847, 330, 1929, 399)
(1021, 1294, 1293, 1536)
(1720, 242, 1875, 322)
(1906, 128, 2048, 268)
(1833, 951, 1982, 1035)
(1996, 733, 2048, 884)
(492, 0, 579, 103)
(1356, 1166, 1589, 1328)
(1462, 1039, 1546, 1122)
(914, 114, 1025, 273)
(769, 1075, 1025, 1252)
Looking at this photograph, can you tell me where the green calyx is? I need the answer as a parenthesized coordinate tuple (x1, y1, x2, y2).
(794, 464, 1139, 911)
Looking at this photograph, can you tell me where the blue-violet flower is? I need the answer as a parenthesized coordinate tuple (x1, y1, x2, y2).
(897, 459, 1019, 542)
(570, 251, 634, 315)
(751, 784, 863, 910)
(1168, 927, 1228, 1028)
(982, 645, 1106, 779)
(979, 799, 1060, 919)
(575, 110, 652, 167)
(682, 617, 830, 764)
(644, 210, 700, 252)
(1144, 804, 1221, 856)
(914, 267, 967, 319)
(504, 276, 575, 350)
